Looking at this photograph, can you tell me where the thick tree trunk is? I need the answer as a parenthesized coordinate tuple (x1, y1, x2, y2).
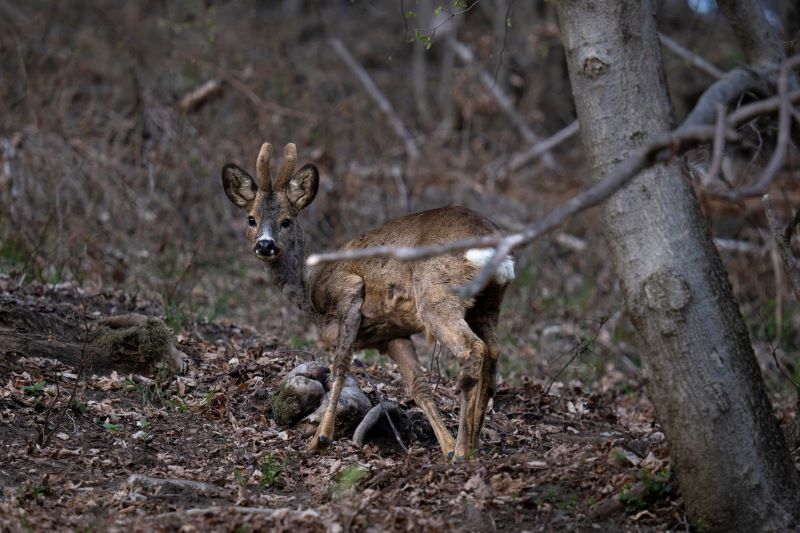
(555, 1, 800, 530)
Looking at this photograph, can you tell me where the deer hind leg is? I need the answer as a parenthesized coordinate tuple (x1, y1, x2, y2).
(465, 283, 506, 452)
(309, 277, 364, 452)
(415, 286, 486, 460)
(386, 338, 455, 458)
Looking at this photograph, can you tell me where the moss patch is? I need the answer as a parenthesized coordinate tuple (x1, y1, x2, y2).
(90, 317, 174, 365)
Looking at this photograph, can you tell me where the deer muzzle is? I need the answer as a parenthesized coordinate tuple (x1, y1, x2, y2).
(254, 239, 280, 258)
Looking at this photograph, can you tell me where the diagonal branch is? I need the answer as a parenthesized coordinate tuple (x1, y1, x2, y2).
(679, 67, 768, 130)
(709, 55, 800, 201)
(329, 38, 420, 162)
(446, 38, 558, 170)
(658, 32, 725, 80)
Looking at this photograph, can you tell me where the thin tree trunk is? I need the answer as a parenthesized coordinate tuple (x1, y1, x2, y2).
(555, 1, 800, 530)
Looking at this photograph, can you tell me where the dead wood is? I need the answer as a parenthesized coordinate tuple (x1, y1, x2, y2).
(127, 474, 222, 495)
(0, 302, 189, 375)
(329, 38, 421, 162)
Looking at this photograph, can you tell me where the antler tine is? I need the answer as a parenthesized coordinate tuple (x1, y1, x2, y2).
(274, 143, 297, 190)
(256, 142, 273, 191)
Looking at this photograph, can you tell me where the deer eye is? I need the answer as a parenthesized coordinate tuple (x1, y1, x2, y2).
(280, 218, 292, 229)
(247, 216, 257, 227)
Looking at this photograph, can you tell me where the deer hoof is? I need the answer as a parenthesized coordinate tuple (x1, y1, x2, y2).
(308, 433, 332, 452)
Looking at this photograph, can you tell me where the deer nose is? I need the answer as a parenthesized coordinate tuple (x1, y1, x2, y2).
(254, 239, 280, 257)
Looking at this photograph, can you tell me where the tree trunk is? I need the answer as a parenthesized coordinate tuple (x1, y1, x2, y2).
(555, 1, 800, 530)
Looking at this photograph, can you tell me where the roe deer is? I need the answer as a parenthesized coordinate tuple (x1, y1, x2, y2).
(222, 142, 514, 459)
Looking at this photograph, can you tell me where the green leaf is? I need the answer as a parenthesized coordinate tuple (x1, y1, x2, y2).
(103, 422, 120, 432)
(454, 0, 468, 8)
(405, 10, 417, 18)
(23, 382, 46, 397)
(434, 6, 443, 16)
(414, 30, 433, 50)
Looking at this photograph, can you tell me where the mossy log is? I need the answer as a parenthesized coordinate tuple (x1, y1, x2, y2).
(0, 304, 188, 374)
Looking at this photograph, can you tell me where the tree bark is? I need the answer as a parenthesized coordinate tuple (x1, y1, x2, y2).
(555, 1, 800, 530)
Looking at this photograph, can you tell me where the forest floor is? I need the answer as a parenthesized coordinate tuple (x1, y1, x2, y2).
(0, 277, 686, 532)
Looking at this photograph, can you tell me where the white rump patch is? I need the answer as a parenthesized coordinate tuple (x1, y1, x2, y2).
(465, 248, 515, 284)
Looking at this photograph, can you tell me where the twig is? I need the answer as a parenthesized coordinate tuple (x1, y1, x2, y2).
(784, 208, 800, 244)
(329, 38, 420, 162)
(706, 105, 728, 184)
(355, 367, 408, 453)
(710, 55, 800, 201)
(679, 67, 768, 130)
(421, 0, 483, 43)
(658, 33, 725, 80)
(223, 75, 315, 120)
(492, 0, 516, 85)
(763, 194, 800, 303)
(545, 318, 606, 396)
(502, 119, 580, 174)
(41, 283, 88, 448)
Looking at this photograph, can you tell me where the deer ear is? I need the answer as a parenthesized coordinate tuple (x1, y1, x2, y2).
(286, 164, 319, 212)
(222, 164, 257, 209)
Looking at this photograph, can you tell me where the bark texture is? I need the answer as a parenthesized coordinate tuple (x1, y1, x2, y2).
(555, 1, 800, 530)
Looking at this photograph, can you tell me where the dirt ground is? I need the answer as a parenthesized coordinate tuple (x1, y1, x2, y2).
(0, 277, 687, 532)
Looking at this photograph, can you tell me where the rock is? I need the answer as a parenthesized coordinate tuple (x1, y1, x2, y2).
(272, 375, 326, 426)
(286, 361, 330, 386)
(298, 375, 371, 438)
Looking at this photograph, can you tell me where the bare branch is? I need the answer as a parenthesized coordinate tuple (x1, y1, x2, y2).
(223, 75, 315, 120)
(507, 119, 580, 172)
(706, 105, 728, 184)
(446, 38, 557, 169)
(679, 67, 768, 130)
(710, 55, 800, 201)
(329, 38, 420, 162)
(658, 33, 725, 80)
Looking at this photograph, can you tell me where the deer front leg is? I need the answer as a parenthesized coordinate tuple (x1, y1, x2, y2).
(309, 277, 364, 452)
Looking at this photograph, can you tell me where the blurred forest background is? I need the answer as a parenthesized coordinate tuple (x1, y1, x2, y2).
(1, 0, 799, 388)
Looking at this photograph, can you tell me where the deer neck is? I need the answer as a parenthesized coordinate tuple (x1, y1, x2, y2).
(265, 234, 312, 315)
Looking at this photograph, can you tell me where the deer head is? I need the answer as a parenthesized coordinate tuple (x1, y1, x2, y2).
(222, 143, 319, 263)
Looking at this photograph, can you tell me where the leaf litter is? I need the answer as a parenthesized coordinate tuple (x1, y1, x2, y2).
(0, 279, 684, 532)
